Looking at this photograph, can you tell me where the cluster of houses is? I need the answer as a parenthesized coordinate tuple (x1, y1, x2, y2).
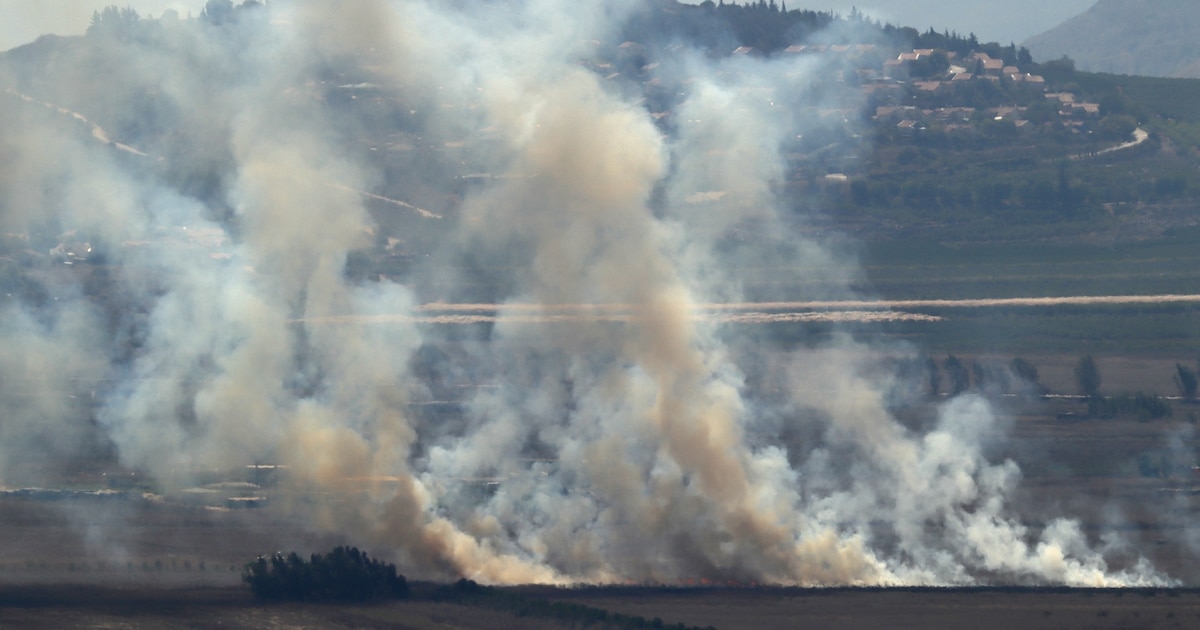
(885, 50, 1045, 85)
(873, 98, 1102, 134)
(724, 42, 1102, 136)
(865, 48, 1102, 134)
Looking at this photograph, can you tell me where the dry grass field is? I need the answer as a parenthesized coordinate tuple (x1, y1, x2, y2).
(537, 586, 1200, 630)
(0, 585, 575, 629)
(2, 584, 1199, 629)
(0, 374, 1198, 628)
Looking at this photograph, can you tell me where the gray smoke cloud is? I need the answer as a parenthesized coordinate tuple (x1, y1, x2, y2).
(0, 0, 1175, 586)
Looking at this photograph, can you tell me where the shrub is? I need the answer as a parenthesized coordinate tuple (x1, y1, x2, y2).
(1010, 357, 1040, 390)
(943, 355, 970, 395)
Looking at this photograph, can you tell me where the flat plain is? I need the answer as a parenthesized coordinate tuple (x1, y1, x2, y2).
(1, 396, 1199, 628)
(3, 583, 1200, 629)
(3, 240, 1199, 628)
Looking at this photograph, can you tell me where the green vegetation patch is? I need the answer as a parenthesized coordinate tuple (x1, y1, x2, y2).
(243, 547, 409, 603)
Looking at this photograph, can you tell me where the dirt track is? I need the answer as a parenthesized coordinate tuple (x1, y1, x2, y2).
(295, 294, 1200, 325)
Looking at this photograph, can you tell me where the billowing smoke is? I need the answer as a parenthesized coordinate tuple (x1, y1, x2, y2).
(0, 1, 1173, 586)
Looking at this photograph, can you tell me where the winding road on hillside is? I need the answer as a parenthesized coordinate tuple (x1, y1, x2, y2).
(8, 89, 1188, 329)
(3, 86, 440, 219)
(1073, 127, 1150, 160)
(1097, 127, 1149, 155)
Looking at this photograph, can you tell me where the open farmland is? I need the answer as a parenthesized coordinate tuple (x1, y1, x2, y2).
(3, 584, 1200, 629)
(3, 251, 1200, 620)
(0, 385, 1199, 629)
(737, 231, 1200, 357)
(536, 586, 1200, 630)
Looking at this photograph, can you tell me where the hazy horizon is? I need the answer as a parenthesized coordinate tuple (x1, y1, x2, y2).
(680, 0, 1096, 46)
(0, 0, 205, 52)
(2, 1, 1096, 53)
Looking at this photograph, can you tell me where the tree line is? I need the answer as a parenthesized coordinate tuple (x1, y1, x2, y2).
(916, 355, 1043, 398)
(242, 546, 409, 602)
(915, 354, 1200, 406)
(1073, 354, 1199, 401)
(88, 1, 266, 33)
(242, 549, 715, 629)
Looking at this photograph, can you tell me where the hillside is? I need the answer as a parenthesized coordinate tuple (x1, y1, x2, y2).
(4, 2, 1200, 253)
(1024, 0, 1200, 78)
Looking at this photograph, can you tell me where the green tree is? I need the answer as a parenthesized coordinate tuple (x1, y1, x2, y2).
(1010, 357, 1041, 392)
(1099, 91, 1130, 116)
(1175, 363, 1198, 401)
(1025, 99, 1060, 126)
(972, 360, 1012, 395)
(944, 355, 970, 395)
(87, 5, 141, 39)
(1075, 355, 1101, 398)
(909, 50, 950, 78)
(1039, 56, 1076, 82)
(925, 356, 941, 397)
(1097, 115, 1138, 142)
(201, 0, 234, 25)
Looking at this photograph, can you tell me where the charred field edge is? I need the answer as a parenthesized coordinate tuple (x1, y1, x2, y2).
(5, 582, 1200, 601)
(2, 582, 1199, 612)
(519, 584, 1200, 597)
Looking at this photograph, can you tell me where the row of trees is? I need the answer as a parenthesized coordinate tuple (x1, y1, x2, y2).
(921, 355, 1042, 397)
(241, 560, 712, 629)
(916, 354, 1199, 402)
(87, 0, 265, 39)
(1074, 355, 1199, 401)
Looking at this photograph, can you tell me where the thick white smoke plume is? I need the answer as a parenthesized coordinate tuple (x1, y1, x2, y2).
(0, 1, 1173, 586)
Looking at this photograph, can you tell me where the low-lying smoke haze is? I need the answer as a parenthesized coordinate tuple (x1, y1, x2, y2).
(0, 0, 1176, 587)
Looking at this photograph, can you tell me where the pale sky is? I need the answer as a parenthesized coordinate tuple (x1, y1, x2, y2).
(2, 1, 1098, 54)
(684, 0, 1098, 47)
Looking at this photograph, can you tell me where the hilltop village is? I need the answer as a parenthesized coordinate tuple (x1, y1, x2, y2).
(4, 1, 1192, 270)
(600, 40, 1112, 146)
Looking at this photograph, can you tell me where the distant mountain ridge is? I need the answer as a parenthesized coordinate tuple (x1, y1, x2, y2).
(1024, 0, 1200, 78)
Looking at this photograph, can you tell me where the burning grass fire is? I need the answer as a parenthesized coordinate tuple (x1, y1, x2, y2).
(0, 0, 1184, 589)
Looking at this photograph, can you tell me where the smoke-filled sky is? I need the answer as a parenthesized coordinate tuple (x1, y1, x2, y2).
(0, 0, 203, 51)
(2, 1, 1097, 53)
(0, 0, 1181, 587)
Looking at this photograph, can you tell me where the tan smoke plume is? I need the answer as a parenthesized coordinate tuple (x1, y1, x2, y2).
(0, 0, 1176, 587)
